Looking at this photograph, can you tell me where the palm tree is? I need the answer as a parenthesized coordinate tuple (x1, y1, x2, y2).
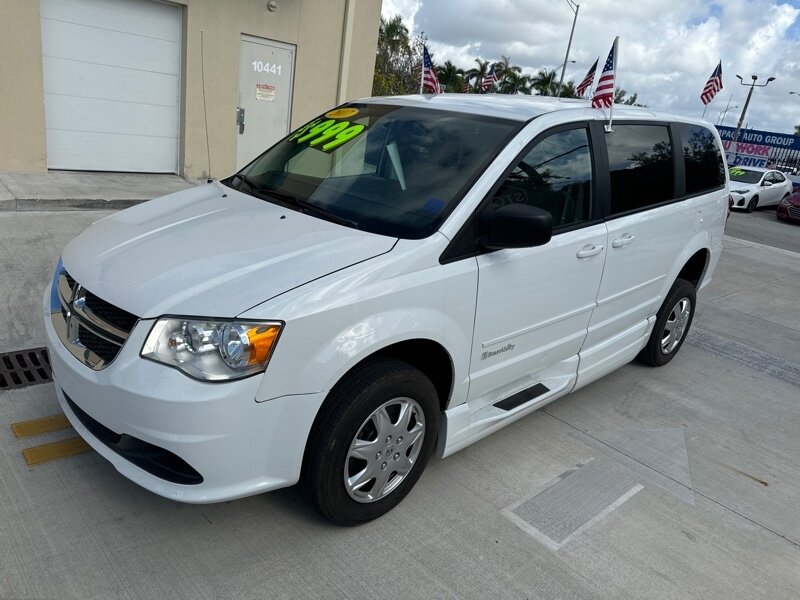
(436, 61, 464, 93)
(495, 56, 523, 93)
(558, 80, 578, 98)
(531, 69, 558, 96)
(500, 71, 532, 94)
(466, 59, 490, 93)
(379, 15, 409, 57)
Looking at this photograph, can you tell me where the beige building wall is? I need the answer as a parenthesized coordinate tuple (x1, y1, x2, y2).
(0, 0, 48, 172)
(0, 0, 381, 179)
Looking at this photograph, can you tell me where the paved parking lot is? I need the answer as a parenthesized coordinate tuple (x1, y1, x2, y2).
(725, 206, 800, 253)
(1, 210, 799, 599)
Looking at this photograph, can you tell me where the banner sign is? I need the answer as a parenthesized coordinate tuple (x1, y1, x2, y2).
(716, 125, 800, 168)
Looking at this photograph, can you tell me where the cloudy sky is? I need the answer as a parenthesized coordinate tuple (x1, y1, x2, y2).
(381, 0, 800, 135)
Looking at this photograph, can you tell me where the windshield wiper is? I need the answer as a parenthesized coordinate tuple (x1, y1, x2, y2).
(230, 173, 263, 194)
(230, 174, 358, 229)
(259, 189, 359, 229)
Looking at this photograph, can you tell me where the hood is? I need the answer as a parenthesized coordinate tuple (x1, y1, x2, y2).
(729, 182, 758, 195)
(62, 183, 397, 318)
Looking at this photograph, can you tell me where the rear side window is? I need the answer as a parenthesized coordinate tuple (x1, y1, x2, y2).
(490, 128, 593, 229)
(678, 124, 725, 194)
(606, 125, 674, 215)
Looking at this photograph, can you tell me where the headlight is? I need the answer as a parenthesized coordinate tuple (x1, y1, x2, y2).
(779, 197, 791, 208)
(141, 318, 282, 381)
(731, 189, 749, 195)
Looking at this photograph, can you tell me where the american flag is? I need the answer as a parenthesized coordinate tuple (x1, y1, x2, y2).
(701, 61, 723, 105)
(592, 40, 617, 109)
(421, 45, 442, 94)
(463, 80, 471, 93)
(576, 58, 598, 98)
(480, 66, 499, 92)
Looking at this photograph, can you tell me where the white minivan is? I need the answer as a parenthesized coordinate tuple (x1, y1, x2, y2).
(45, 96, 728, 525)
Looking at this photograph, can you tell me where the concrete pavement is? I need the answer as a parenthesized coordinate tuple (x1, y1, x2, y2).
(1, 205, 799, 599)
(0, 170, 196, 212)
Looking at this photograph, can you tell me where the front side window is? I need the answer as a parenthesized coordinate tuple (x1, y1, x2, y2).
(489, 128, 593, 229)
(678, 124, 725, 195)
(771, 171, 786, 183)
(606, 125, 674, 215)
(224, 104, 519, 239)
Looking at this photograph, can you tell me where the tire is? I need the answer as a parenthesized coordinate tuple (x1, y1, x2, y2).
(300, 358, 439, 526)
(747, 196, 759, 212)
(637, 278, 696, 367)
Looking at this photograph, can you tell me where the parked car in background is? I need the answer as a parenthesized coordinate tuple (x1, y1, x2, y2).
(777, 191, 800, 224)
(729, 166, 793, 212)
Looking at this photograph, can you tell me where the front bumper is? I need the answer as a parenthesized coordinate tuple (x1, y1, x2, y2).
(44, 287, 324, 503)
(777, 203, 800, 223)
(729, 194, 751, 210)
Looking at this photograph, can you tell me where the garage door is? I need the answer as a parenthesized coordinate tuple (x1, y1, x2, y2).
(40, 0, 181, 172)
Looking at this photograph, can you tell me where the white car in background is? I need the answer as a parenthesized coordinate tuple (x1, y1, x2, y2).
(729, 166, 793, 212)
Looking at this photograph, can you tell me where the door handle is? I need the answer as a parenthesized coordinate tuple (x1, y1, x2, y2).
(612, 234, 635, 248)
(236, 107, 245, 134)
(576, 244, 604, 258)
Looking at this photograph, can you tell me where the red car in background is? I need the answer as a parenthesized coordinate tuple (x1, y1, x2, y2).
(777, 192, 800, 224)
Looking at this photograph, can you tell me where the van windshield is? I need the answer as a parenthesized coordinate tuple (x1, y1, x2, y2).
(224, 104, 519, 239)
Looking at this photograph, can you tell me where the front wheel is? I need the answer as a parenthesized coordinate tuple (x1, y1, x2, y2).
(747, 196, 759, 212)
(300, 358, 439, 526)
(637, 278, 696, 367)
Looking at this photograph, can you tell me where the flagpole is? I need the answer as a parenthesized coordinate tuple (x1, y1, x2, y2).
(605, 36, 619, 133)
(702, 105, 707, 118)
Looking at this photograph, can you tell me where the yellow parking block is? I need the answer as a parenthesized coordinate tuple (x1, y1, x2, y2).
(11, 414, 71, 439)
(22, 437, 92, 466)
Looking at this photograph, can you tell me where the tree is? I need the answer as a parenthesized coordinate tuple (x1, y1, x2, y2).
(465, 59, 491, 93)
(794, 124, 800, 136)
(531, 69, 558, 96)
(436, 60, 464, 93)
(372, 15, 429, 96)
(614, 88, 647, 107)
(501, 70, 533, 95)
(557, 80, 578, 98)
(495, 56, 524, 94)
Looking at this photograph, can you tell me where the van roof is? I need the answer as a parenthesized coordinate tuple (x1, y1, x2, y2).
(360, 94, 710, 127)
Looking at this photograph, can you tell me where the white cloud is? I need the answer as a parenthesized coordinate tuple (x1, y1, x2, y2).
(383, 0, 800, 134)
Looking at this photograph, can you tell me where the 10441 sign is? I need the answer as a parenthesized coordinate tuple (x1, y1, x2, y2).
(252, 61, 282, 75)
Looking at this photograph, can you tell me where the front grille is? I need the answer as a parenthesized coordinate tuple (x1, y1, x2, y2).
(65, 392, 203, 485)
(77, 325, 119, 363)
(51, 269, 139, 370)
(84, 291, 138, 332)
(788, 205, 800, 219)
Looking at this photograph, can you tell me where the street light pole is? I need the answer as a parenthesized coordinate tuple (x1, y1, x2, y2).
(717, 105, 738, 125)
(556, 0, 579, 98)
(551, 59, 576, 95)
(731, 74, 775, 144)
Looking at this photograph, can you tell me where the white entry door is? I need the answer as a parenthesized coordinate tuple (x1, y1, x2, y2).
(236, 35, 295, 170)
(40, 0, 181, 172)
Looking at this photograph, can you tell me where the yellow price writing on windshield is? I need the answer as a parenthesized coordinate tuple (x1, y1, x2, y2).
(288, 118, 366, 152)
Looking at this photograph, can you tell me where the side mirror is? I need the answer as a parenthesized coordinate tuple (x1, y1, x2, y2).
(479, 203, 552, 250)
(762, 180, 773, 187)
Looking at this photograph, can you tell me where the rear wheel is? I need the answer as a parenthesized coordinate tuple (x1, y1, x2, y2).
(637, 278, 696, 367)
(747, 196, 759, 212)
(300, 358, 439, 526)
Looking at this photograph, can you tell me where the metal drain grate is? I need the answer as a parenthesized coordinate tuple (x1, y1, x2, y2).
(0, 348, 53, 391)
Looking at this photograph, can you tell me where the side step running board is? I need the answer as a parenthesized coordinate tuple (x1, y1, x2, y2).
(493, 382, 550, 411)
